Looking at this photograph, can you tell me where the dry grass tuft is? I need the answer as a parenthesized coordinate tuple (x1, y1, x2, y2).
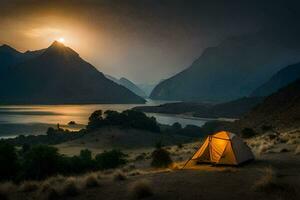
(19, 181, 39, 192)
(114, 171, 127, 181)
(83, 174, 100, 188)
(46, 175, 66, 185)
(253, 167, 296, 198)
(253, 167, 277, 191)
(295, 145, 300, 155)
(43, 188, 60, 200)
(38, 186, 60, 200)
(129, 179, 153, 199)
(60, 177, 81, 197)
(170, 163, 180, 170)
(0, 182, 15, 200)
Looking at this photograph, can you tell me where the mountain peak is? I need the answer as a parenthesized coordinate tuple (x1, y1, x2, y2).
(43, 41, 79, 58)
(50, 40, 65, 48)
(0, 44, 20, 54)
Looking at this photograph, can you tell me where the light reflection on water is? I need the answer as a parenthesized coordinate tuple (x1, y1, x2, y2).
(0, 100, 210, 137)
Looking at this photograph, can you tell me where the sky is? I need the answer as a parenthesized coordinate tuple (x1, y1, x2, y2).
(0, 0, 299, 84)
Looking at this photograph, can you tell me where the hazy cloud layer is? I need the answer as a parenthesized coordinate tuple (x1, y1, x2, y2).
(0, 0, 299, 83)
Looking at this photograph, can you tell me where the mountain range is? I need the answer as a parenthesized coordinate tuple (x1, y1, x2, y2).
(0, 42, 145, 104)
(251, 62, 300, 97)
(150, 29, 300, 103)
(238, 78, 300, 131)
(105, 75, 147, 98)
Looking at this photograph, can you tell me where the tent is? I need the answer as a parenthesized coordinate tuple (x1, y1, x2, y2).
(183, 131, 254, 167)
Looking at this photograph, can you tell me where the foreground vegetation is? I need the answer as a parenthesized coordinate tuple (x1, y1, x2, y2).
(0, 142, 128, 182)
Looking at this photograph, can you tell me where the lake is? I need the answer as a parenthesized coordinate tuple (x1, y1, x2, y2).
(0, 100, 211, 138)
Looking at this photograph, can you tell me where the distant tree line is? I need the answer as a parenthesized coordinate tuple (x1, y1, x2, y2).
(87, 109, 160, 132)
(0, 141, 127, 182)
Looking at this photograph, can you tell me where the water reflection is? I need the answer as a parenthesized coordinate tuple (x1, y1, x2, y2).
(0, 100, 210, 137)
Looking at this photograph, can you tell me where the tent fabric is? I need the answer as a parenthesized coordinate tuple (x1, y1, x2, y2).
(190, 131, 254, 166)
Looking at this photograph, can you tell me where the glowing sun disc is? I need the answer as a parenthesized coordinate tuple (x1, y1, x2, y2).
(58, 37, 65, 43)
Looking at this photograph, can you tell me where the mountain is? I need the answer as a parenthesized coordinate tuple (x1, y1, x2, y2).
(150, 30, 300, 102)
(0, 45, 25, 71)
(0, 41, 145, 104)
(251, 62, 300, 97)
(238, 79, 300, 131)
(118, 78, 147, 97)
(105, 75, 147, 97)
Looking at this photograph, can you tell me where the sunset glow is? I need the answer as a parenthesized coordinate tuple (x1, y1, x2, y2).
(58, 37, 65, 43)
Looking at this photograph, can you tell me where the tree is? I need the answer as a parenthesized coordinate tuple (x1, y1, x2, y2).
(87, 110, 104, 130)
(22, 145, 62, 180)
(0, 142, 19, 181)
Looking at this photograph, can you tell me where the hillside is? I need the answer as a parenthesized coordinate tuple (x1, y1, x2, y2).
(251, 62, 300, 97)
(56, 126, 193, 156)
(150, 30, 300, 102)
(105, 75, 147, 97)
(0, 42, 145, 104)
(133, 97, 264, 118)
(238, 79, 300, 131)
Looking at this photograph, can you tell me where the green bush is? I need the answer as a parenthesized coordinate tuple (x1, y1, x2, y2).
(22, 145, 62, 180)
(95, 149, 127, 169)
(151, 147, 172, 168)
(0, 142, 19, 181)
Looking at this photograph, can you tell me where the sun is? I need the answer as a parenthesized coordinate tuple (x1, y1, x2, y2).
(58, 37, 65, 43)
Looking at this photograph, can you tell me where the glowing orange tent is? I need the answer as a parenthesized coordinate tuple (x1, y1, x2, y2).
(184, 131, 254, 167)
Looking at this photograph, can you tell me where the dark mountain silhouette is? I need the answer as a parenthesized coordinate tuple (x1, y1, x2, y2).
(105, 75, 147, 97)
(0, 41, 145, 104)
(150, 30, 300, 102)
(238, 79, 300, 131)
(0, 45, 25, 70)
(251, 62, 300, 97)
(119, 78, 146, 97)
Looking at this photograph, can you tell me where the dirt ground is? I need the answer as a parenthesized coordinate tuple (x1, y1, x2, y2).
(6, 130, 300, 200)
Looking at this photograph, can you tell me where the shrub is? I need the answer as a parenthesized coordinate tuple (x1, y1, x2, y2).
(151, 148, 173, 168)
(241, 128, 257, 138)
(253, 167, 296, 198)
(19, 181, 39, 192)
(0, 182, 16, 200)
(84, 174, 100, 188)
(0, 142, 19, 181)
(113, 171, 127, 181)
(22, 145, 62, 180)
(60, 177, 81, 197)
(129, 179, 153, 199)
(42, 187, 60, 200)
(95, 149, 127, 169)
(295, 145, 300, 155)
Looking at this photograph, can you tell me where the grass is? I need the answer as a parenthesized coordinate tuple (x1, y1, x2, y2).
(295, 145, 300, 155)
(114, 171, 127, 181)
(83, 173, 100, 188)
(19, 181, 39, 192)
(129, 179, 153, 199)
(0, 182, 15, 200)
(60, 177, 82, 197)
